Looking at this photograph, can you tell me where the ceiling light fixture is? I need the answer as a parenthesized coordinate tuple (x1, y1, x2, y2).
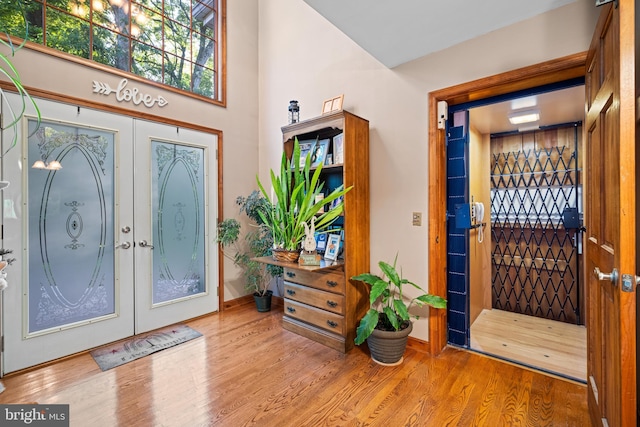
(508, 110, 540, 125)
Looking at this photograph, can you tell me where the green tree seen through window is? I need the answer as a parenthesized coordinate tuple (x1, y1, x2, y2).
(0, 0, 220, 100)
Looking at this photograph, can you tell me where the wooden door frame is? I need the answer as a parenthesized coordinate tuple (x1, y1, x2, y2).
(427, 52, 587, 354)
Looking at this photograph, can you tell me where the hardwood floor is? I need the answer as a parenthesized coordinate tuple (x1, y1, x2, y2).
(0, 304, 590, 426)
(470, 309, 587, 382)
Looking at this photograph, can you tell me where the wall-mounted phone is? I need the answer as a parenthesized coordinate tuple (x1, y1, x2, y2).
(471, 201, 485, 242)
(471, 202, 484, 223)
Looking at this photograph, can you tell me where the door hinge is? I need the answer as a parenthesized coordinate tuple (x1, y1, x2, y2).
(1, 335, 3, 352)
(216, 149, 218, 160)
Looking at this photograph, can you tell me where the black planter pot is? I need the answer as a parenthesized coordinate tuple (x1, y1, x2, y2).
(366, 321, 413, 366)
(253, 290, 273, 312)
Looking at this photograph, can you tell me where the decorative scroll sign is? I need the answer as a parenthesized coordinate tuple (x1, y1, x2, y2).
(92, 78, 168, 108)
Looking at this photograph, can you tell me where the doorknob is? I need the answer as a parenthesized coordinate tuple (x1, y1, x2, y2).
(139, 240, 154, 249)
(593, 267, 618, 285)
(115, 241, 131, 249)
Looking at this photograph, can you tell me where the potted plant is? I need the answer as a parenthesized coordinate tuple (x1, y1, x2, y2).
(352, 255, 447, 365)
(217, 191, 282, 311)
(256, 138, 352, 262)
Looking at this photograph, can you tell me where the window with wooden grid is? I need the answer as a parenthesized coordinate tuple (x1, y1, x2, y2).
(2, 0, 223, 101)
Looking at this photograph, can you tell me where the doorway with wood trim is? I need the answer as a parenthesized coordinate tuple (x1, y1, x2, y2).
(427, 53, 589, 352)
(443, 81, 587, 381)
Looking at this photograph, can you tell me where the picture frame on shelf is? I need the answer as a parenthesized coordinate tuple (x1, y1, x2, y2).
(331, 94, 344, 111)
(311, 139, 330, 167)
(297, 140, 315, 168)
(322, 99, 333, 114)
(315, 233, 327, 253)
(330, 195, 344, 210)
(321, 94, 344, 115)
(333, 133, 344, 164)
(324, 233, 341, 261)
(325, 154, 333, 165)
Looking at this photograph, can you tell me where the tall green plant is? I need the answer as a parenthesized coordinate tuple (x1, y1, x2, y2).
(0, 0, 40, 156)
(256, 138, 352, 251)
(217, 191, 282, 296)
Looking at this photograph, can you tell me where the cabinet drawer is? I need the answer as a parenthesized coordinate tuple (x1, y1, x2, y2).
(284, 282, 345, 315)
(284, 299, 344, 335)
(283, 268, 345, 294)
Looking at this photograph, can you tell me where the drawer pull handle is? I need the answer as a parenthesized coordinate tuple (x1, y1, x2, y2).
(287, 306, 296, 313)
(286, 289, 296, 296)
(327, 280, 338, 287)
(286, 271, 296, 278)
(326, 300, 338, 308)
(327, 320, 338, 328)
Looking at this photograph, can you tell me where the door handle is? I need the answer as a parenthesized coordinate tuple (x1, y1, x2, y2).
(593, 267, 618, 285)
(139, 240, 154, 249)
(115, 241, 131, 249)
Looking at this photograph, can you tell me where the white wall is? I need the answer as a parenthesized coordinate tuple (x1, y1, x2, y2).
(258, 0, 598, 342)
(0, 0, 260, 301)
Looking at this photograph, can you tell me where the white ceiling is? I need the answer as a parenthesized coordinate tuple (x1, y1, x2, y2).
(469, 85, 585, 135)
(303, 0, 585, 134)
(303, 0, 577, 68)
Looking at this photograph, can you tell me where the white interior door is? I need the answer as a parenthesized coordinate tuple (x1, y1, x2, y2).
(1, 96, 135, 373)
(133, 120, 218, 332)
(1, 97, 219, 373)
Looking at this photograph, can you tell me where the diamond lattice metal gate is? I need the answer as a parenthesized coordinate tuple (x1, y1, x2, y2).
(490, 125, 582, 325)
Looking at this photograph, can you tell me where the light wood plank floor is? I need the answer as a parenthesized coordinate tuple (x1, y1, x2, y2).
(470, 309, 587, 382)
(0, 304, 590, 426)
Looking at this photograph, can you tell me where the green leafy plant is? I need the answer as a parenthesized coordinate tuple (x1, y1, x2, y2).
(352, 255, 447, 345)
(217, 191, 282, 296)
(256, 138, 352, 251)
(0, 0, 41, 156)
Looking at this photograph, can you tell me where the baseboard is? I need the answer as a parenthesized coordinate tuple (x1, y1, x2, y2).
(406, 336, 432, 355)
(223, 294, 285, 311)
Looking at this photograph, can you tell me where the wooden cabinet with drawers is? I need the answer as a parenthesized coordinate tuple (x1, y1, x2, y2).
(275, 110, 370, 353)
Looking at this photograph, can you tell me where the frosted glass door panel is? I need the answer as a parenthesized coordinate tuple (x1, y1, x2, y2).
(152, 141, 206, 304)
(28, 120, 115, 333)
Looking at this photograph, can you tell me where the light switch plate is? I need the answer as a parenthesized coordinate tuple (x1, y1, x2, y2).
(412, 212, 422, 226)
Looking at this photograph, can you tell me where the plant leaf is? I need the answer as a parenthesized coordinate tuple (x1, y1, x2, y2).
(355, 309, 379, 345)
(351, 273, 381, 286)
(394, 298, 410, 321)
(415, 294, 447, 309)
(383, 306, 401, 330)
(379, 261, 400, 287)
(369, 278, 389, 306)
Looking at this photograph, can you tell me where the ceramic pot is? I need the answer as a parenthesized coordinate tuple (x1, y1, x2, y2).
(253, 290, 273, 312)
(366, 321, 413, 365)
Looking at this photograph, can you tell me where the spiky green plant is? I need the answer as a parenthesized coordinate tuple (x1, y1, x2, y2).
(217, 191, 282, 296)
(256, 138, 352, 251)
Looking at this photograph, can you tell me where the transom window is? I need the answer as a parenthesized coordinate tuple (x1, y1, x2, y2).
(2, 0, 223, 101)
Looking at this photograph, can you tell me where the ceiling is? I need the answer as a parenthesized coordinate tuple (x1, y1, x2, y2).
(469, 85, 584, 135)
(303, 0, 585, 134)
(303, 0, 577, 69)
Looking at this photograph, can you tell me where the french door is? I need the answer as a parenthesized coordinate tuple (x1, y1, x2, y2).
(1, 96, 218, 373)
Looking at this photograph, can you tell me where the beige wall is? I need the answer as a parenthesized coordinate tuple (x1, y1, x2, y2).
(468, 127, 492, 325)
(0, 0, 260, 301)
(258, 0, 598, 341)
(0, 0, 599, 339)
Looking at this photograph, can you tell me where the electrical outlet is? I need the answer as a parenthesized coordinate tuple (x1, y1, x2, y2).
(412, 212, 422, 226)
